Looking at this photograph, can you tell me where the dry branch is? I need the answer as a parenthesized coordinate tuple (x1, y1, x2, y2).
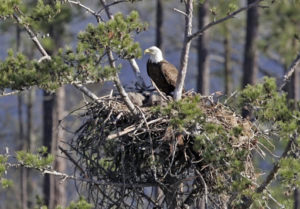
(174, 0, 193, 101)
(68, 0, 102, 22)
(279, 51, 300, 90)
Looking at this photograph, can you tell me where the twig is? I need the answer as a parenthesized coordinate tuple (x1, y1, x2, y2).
(174, 0, 193, 101)
(279, 51, 300, 90)
(151, 80, 169, 101)
(97, 0, 128, 15)
(187, 0, 264, 42)
(58, 146, 87, 177)
(129, 59, 147, 89)
(107, 118, 164, 140)
(13, 13, 48, 57)
(173, 8, 188, 17)
(7, 162, 158, 187)
(0, 89, 22, 97)
(73, 83, 102, 104)
(68, 0, 102, 22)
(136, 106, 157, 180)
(38, 55, 51, 63)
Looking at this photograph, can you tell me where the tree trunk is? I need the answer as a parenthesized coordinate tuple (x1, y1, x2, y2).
(42, 91, 56, 209)
(156, 0, 163, 49)
(197, 0, 210, 95)
(43, 88, 66, 209)
(287, 67, 299, 108)
(224, 24, 232, 95)
(295, 188, 300, 209)
(43, 1, 66, 207)
(18, 95, 28, 209)
(54, 87, 66, 207)
(26, 89, 34, 208)
(242, 0, 259, 88)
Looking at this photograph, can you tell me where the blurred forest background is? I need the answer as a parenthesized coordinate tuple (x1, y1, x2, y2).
(0, 0, 300, 208)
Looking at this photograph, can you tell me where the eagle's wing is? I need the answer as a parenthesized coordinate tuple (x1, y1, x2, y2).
(160, 60, 179, 88)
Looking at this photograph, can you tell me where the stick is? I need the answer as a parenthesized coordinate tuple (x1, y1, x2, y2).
(279, 51, 300, 90)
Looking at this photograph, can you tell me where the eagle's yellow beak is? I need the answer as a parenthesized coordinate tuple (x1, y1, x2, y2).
(144, 48, 151, 55)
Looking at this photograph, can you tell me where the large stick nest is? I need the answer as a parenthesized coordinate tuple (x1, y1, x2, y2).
(71, 92, 260, 208)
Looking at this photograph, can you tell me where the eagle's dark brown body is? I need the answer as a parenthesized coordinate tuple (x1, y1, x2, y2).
(147, 60, 179, 95)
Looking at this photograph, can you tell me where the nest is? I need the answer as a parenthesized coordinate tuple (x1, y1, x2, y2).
(71, 92, 260, 208)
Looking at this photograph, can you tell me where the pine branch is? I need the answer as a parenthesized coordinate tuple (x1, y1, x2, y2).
(99, 0, 138, 115)
(12, 12, 102, 103)
(7, 162, 158, 187)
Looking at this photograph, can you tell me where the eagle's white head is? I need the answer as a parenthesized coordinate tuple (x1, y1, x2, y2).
(144, 46, 163, 63)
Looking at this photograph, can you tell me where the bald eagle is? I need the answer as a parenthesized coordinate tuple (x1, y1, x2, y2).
(144, 46, 179, 95)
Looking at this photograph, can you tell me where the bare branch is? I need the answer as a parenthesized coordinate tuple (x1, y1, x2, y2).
(279, 51, 300, 90)
(174, 0, 193, 101)
(0, 89, 22, 97)
(188, 0, 264, 42)
(13, 13, 48, 57)
(129, 59, 147, 89)
(173, 8, 188, 17)
(68, 0, 102, 22)
(72, 83, 102, 104)
(7, 162, 158, 188)
(97, 0, 128, 15)
(107, 50, 137, 114)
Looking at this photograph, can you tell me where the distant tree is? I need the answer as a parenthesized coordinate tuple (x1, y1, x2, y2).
(196, 0, 210, 95)
(242, 0, 259, 88)
(155, 0, 163, 49)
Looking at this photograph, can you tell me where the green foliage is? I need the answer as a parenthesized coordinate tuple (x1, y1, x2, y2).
(29, 0, 62, 22)
(16, 146, 54, 169)
(156, 95, 205, 129)
(77, 11, 147, 60)
(0, 0, 20, 17)
(239, 77, 295, 125)
(0, 155, 7, 176)
(0, 10, 146, 91)
(1, 178, 13, 188)
(34, 197, 93, 209)
(279, 157, 300, 187)
(62, 197, 93, 209)
(260, 1, 300, 65)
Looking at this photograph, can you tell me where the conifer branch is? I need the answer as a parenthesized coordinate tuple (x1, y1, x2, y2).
(7, 162, 158, 187)
(12, 12, 102, 103)
(99, 0, 138, 115)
